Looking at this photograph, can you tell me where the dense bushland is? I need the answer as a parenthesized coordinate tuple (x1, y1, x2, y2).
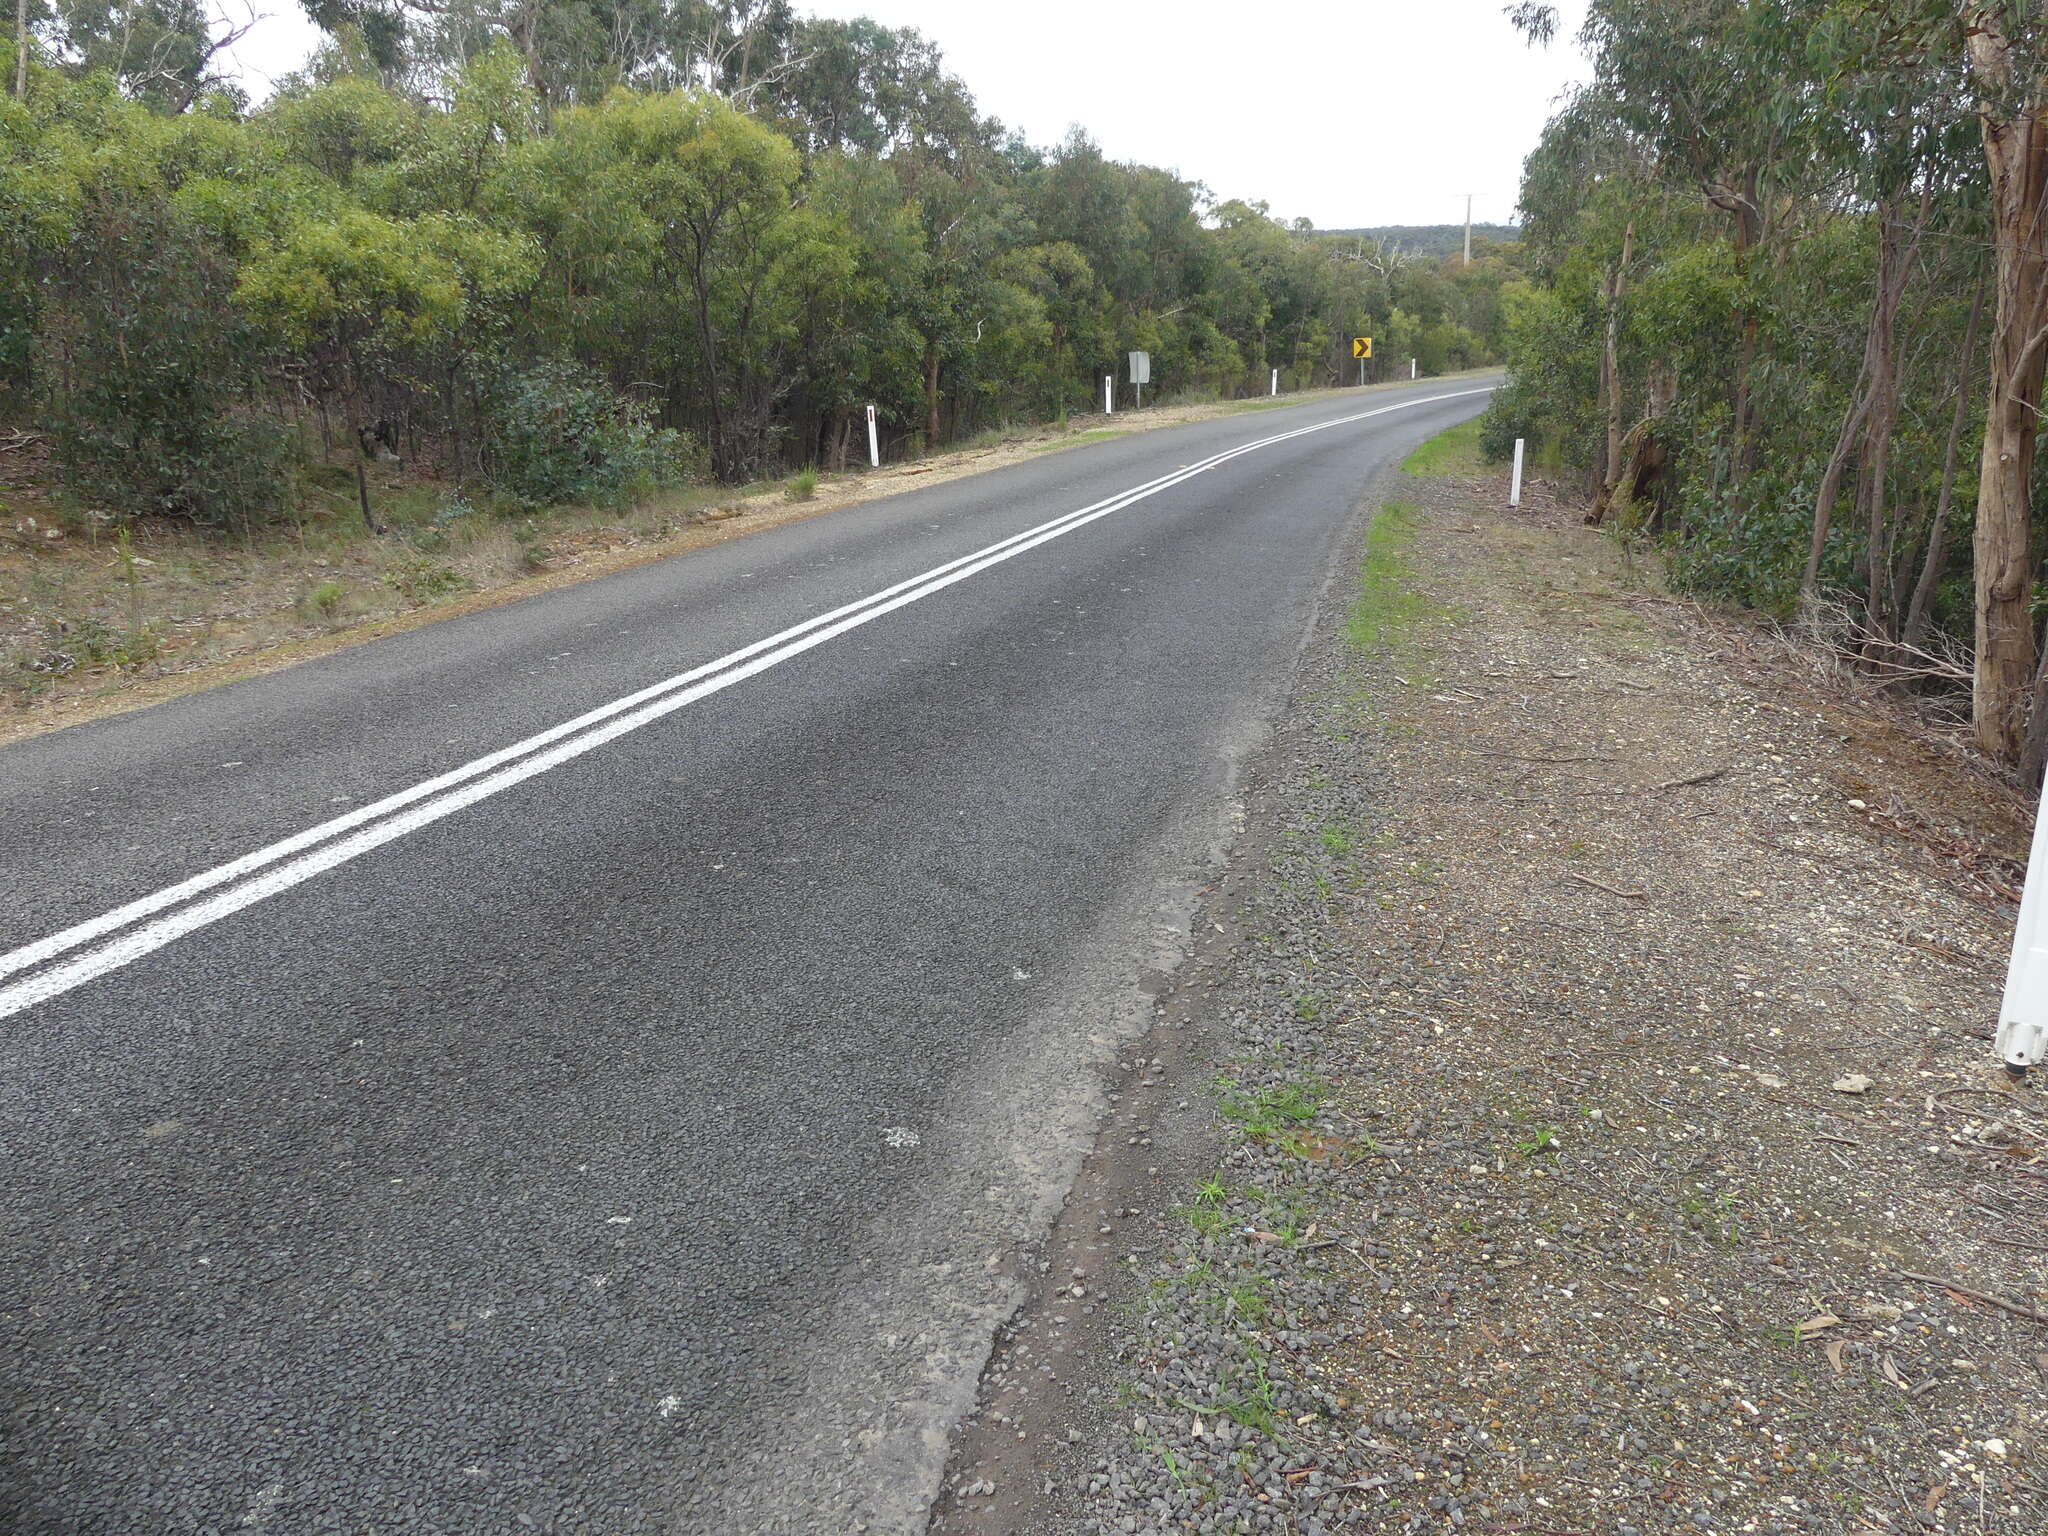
(0, 1, 1512, 542)
(1487, 1, 2048, 770)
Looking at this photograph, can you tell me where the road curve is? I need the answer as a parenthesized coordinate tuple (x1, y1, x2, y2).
(0, 379, 1492, 1534)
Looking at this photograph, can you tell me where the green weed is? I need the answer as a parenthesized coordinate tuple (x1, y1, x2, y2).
(1217, 1080, 1323, 1141)
(302, 579, 349, 620)
(1514, 1124, 1559, 1157)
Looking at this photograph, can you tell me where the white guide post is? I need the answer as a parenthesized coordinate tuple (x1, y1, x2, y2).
(1998, 792, 2048, 1065)
(1270, 367, 1279, 397)
(1509, 438, 1525, 507)
(865, 404, 879, 468)
(1411, 358, 1417, 380)
(1104, 375, 1113, 415)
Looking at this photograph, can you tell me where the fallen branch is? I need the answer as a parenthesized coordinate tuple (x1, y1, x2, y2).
(1899, 1270, 2048, 1323)
(1462, 750, 1617, 764)
(1895, 932, 1986, 965)
(1637, 766, 1728, 793)
(1515, 765, 1727, 801)
(1565, 871, 1647, 900)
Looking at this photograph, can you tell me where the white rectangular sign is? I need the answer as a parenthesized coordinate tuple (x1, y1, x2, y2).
(1128, 351, 1151, 385)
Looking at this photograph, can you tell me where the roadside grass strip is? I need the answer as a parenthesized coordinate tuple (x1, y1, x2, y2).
(1087, 473, 1451, 1532)
(1398, 415, 1486, 476)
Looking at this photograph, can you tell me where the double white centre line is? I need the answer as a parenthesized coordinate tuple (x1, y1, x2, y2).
(1, 388, 1489, 1021)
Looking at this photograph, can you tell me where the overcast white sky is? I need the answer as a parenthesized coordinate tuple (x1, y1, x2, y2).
(214, 0, 1592, 228)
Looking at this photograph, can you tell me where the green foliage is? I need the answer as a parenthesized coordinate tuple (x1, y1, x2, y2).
(485, 365, 689, 511)
(2, 6, 1511, 546)
(43, 187, 289, 527)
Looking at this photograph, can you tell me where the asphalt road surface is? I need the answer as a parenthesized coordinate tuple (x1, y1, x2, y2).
(1, 379, 1493, 1535)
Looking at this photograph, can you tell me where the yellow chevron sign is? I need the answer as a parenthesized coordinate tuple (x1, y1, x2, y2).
(1351, 336, 1373, 359)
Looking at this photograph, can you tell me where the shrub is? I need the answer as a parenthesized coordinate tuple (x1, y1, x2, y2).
(485, 364, 693, 511)
(301, 580, 349, 620)
(785, 467, 818, 502)
(42, 192, 290, 529)
(382, 557, 469, 601)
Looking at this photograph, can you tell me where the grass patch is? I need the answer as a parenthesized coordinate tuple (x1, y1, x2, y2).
(1030, 428, 1127, 453)
(1400, 417, 1485, 476)
(784, 467, 819, 502)
(1346, 500, 1431, 653)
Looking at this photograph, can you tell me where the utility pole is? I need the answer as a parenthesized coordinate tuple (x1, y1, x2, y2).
(1463, 195, 1473, 267)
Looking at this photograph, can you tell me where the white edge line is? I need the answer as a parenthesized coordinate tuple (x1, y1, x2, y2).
(1, 387, 1491, 1017)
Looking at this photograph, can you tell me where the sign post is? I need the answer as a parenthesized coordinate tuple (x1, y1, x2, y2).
(1128, 350, 1151, 409)
(1351, 335, 1373, 386)
(1998, 799, 2048, 1066)
(866, 404, 879, 468)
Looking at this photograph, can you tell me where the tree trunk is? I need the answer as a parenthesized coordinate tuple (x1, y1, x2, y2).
(1589, 360, 1675, 528)
(1802, 191, 1923, 605)
(354, 459, 380, 536)
(923, 338, 940, 453)
(1599, 222, 1635, 495)
(1858, 194, 1924, 642)
(1967, 11, 2048, 763)
(1903, 279, 1985, 647)
(1800, 384, 1872, 596)
(13, 0, 26, 100)
(1725, 178, 1764, 483)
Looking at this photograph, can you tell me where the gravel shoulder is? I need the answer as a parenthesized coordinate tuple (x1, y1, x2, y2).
(935, 451, 2048, 1535)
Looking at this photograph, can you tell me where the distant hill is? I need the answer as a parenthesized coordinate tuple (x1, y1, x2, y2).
(1317, 223, 1522, 257)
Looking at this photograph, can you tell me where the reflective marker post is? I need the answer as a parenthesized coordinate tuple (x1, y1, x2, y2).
(1998, 796, 2048, 1066)
(1510, 438, 1525, 508)
(866, 404, 879, 468)
(1104, 375, 1113, 415)
(1270, 367, 1279, 396)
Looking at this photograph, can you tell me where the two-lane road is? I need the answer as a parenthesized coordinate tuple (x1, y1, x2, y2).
(0, 379, 1492, 1534)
